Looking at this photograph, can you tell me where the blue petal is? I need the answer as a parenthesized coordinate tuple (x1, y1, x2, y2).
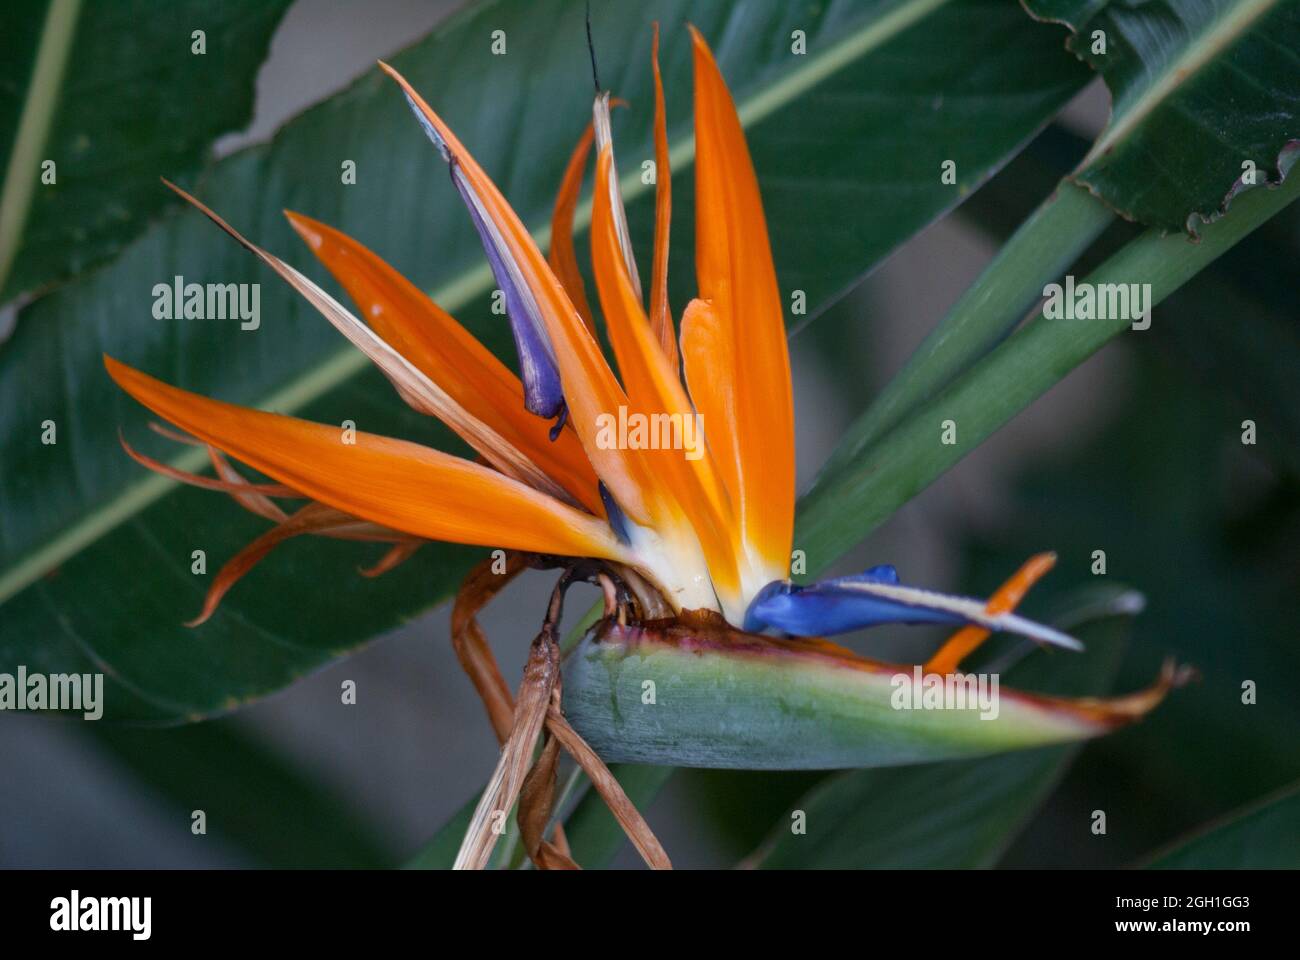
(598, 482, 631, 545)
(744, 567, 1083, 651)
(744, 577, 962, 635)
(833, 564, 899, 585)
(398, 89, 566, 423)
(451, 170, 566, 421)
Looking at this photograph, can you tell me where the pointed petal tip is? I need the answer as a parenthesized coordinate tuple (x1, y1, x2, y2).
(1064, 657, 1196, 729)
(991, 611, 1084, 652)
(104, 352, 130, 382)
(376, 60, 418, 101)
(376, 61, 432, 127)
(160, 177, 203, 211)
(687, 24, 721, 64)
(282, 209, 326, 250)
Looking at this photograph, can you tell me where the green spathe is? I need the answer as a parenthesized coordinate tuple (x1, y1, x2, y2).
(889, 665, 1001, 720)
(560, 621, 1132, 770)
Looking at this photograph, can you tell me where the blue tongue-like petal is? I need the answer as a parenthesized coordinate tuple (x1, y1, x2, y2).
(451, 170, 566, 422)
(832, 564, 900, 585)
(398, 86, 567, 425)
(744, 568, 1082, 651)
(744, 576, 961, 635)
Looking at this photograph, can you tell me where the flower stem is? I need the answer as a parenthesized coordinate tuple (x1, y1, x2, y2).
(808, 179, 1114, 500)
(797, 173, 1300, 565)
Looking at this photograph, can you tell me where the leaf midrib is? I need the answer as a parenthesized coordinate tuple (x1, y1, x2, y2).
(0, 0, 951, 606)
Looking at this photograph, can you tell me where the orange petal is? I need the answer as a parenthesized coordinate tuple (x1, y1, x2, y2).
(688, 28, 794, 584)
(591, 144, 741, 613)
(120, 430, 295, 523)
(284, 211, 603, 516)
(207, 447, 291, 522)
(379, 62, 661, 527)
(188, 502, 397, 627)
(105, 356, 630, 564)
(548, 124, 597, 335)
(591, 93, 643, 300)
(160, 181, 581, 513)
(119, 431, 298, 503)
(925, 553, 1058, 675)
(1049, 658, 1196, 727)
(679, 296, 736, 510)
(359, 540, 423, 578)
(649, 23, 677, 370)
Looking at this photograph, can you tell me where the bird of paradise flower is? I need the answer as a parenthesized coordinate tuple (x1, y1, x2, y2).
(104, 26, 1186, 869)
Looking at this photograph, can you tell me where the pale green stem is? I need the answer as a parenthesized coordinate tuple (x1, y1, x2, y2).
(807, 180, 1114, 503)
(797, 174, 1300, 565)
(0, 0, 82, 297)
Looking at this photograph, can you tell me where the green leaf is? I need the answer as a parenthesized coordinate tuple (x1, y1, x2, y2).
(749, 588, 1135, 867)
(958, 326, 1300, 862)
(0, 0, 1087, 721)
(950, 137, 1300, 849)
(1146, 782, 1300, 868)
(1023, 0, 1300, 233)
(0, 0, 292, 300)
(89, 719, 396, 867)
(1155, 208, 1300, 472)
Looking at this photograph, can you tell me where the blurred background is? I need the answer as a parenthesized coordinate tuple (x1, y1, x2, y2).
(2, 0, 1296, 868)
